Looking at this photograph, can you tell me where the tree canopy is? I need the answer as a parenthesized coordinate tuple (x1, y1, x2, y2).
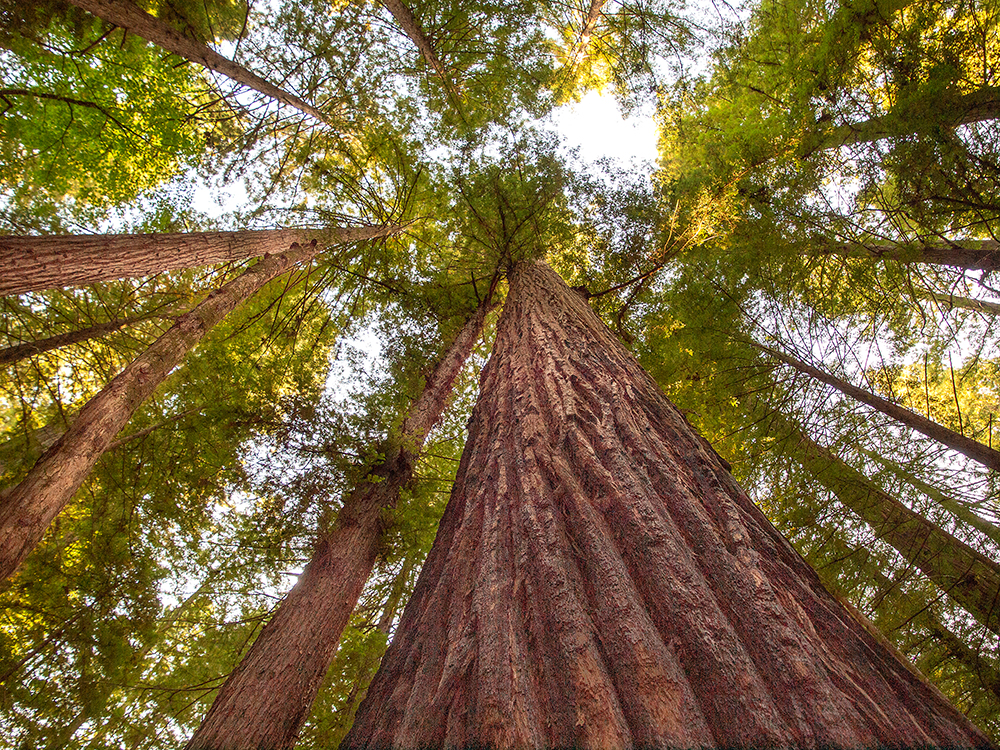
(1, 0, 999, 745)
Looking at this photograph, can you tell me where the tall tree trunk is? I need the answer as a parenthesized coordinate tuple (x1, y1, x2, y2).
(857, 446, 1000, 549)
(914, 287, 1000, 316)
(0, 228, 399, 583)
(0, 313, 168, 366)
(0, 226, 394, 296)
(64, 0, 331, 124)
(807, 86, 1000, 153)
(815, 237, 1000, 271)
(777, 418, 1000, 635)
(378, 0, 465, 120)
(756, 342, 1000, 471)
(343, 261, 986, 748)
(185, 296, 493, 750)
(569, 0, 608, 66)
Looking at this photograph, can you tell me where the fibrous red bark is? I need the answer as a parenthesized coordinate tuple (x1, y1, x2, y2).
(344, 260, 989, 748)
(185, 297, 492, 750)
(0, 226, 394, 296)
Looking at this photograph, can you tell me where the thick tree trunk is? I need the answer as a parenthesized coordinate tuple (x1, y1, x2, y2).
(777, 420, 1000, 635)
(65, 0, 331, 124)
(0, 313, 166, 366)
(343, 261, 987, 748)
(0, 226, 395, 296)
(816, 237, 1000, 271)
(185, 297, 492, 750)
(0, 237, 342, 582)
(758, 342, 1000, 471)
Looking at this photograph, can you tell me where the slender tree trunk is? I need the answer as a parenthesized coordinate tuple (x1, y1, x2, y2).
(344, 261, 986, 748)
(569, 0, 608, 65)
(0, 226, 395, 296)
(915, 287, 1000, 316)
(0, 228, 396, 583)
(778, 419, 1000, 635)
(809, 86, 1000, 152)
(64, 0, 331, 124)
(816, 237, 1000, 271)
(757, 342, 1000, 471)
(378, 0, 464, 118)
(185, 296, 492, 750)
(0, 313, 168, 366)
(925, 620, 1000, 702)
(0, 416, 70, 477)
(857, 447, 1000, 549)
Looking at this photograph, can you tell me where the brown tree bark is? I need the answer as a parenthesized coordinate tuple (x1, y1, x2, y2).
(0, 313, 167, 366)
(64, 0, 332, 124)
(757, 342, 1000, 471)
(0, 226, 395, 296)
(808, 86, 1000, 153)
(184, 296, 493, 750)
(0, 227, 400, 583)
(816, 237, 1000, 272)
(776, 419, 1000, 635)
(343, 261, 988, 748)
(568, 0, 608, 66)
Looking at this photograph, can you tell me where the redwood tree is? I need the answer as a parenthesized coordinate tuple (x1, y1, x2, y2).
(185, 294, 493, 750)
(344, 260, 988, 748)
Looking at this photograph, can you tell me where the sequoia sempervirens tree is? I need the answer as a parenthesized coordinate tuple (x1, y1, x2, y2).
(0, 225, 401, 582)
(343, 260, 988, 748)
(185, 293, 494, 750)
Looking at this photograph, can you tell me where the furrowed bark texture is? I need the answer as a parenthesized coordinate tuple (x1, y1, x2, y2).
(760, 343, 1000, 471)
(781, 422, 1000, 635)
(0, 242, 324, 583)
(0, 226, 394, 296)
(344, 261, 988, 748)
(185, 299, 491, 750)
(65, 0, 331, 123)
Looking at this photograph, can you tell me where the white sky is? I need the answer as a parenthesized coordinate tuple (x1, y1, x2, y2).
(551, 90, 660, 164)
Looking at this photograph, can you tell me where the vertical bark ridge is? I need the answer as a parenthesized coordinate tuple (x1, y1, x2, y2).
(185, 296, 492, 750)
(344, 261, 989, 748)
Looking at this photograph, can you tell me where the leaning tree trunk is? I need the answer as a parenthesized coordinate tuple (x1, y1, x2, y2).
(915, 287, 1000, 316)
(0, 313, 168, 367)
(378, 0, 464, 119)
(0, 226, 393, 296)
(65, 0, 331, 123)
(775, 418, 1000, 635)
(807, 86, 1000, 153)
(0, 227, 398, 582)
(815, 238, 1000, 272)
(343, 260, 987, 748)
(757, 342, 1000, 471)
(185, 296, 492, 750)
(857, 446, 1000, 549)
